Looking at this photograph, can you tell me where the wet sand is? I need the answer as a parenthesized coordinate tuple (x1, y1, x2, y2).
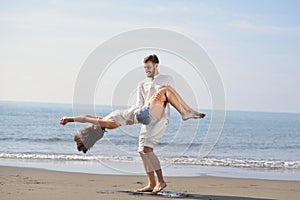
(1, 166, 299, 200)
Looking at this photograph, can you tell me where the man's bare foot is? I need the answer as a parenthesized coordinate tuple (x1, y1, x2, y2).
(137, 185, 155, 192)
(152, 181, 167, 193)
(59, 117, 73, 125)
(182, 111, 206, 121)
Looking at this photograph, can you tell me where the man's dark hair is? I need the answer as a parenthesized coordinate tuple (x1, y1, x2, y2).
(144, 54, 159, 64)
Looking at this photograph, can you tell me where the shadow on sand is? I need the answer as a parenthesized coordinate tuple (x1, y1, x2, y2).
(118, 190, 274, 200)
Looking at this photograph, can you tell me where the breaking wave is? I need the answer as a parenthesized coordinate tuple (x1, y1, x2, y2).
(1, 153, 299, 169)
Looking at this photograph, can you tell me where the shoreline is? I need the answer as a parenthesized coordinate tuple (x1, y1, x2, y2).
(1, 158, 300, 181)
(1, 165, 300, 200)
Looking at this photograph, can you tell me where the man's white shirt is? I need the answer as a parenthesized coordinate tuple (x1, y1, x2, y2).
(136, 73, 175, 147)
(136, 74, 175, 107)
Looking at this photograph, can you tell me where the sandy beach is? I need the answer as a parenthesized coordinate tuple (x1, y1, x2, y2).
(0, 166, 299, 200)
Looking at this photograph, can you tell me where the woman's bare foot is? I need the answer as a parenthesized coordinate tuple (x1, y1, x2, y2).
(59, 117, 73, 125)
(152, 181, 167, 193)
(182, 111, 206, 121)
(137, 185, 155, 192)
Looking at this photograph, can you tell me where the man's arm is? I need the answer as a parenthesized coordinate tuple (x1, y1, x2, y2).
(167, 76, 175, 88)
(136, 82, 145, 107)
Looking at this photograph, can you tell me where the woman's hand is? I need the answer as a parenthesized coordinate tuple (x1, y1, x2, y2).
(59, 117, 69, 125)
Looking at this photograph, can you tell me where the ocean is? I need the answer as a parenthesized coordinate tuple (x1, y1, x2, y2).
(1, 101, 300, 180)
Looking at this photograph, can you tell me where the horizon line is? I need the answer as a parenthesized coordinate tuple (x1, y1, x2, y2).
(1, 99, 299, 115)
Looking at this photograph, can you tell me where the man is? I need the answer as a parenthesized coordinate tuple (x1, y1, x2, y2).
(136, 54, 174, 193)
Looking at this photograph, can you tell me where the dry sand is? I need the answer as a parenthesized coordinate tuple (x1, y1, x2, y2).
(0, 166, 299, 200)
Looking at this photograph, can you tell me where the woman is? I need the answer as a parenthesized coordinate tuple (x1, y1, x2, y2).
(60, 86, 205, 153)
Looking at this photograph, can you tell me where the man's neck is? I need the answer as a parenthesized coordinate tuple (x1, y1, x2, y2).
(152, 73, 160, 79)
(149, 73, 160, 81)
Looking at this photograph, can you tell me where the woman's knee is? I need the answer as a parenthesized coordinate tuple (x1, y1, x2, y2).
(158, 87, 168, 93)
(155, 90, 167, 102)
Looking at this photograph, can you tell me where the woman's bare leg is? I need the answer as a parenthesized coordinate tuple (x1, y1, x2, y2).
(164, 86, 205, 120)
(60, 115, 120, 129)
(147, 89, 169, 119)
(149, 87, 205, 120)
(165, 86, 194, 112)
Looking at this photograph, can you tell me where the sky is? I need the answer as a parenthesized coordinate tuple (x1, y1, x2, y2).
(0, 0, 299, 113)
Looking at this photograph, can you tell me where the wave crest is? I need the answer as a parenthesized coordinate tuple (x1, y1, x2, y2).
(0, 153, 299, 169)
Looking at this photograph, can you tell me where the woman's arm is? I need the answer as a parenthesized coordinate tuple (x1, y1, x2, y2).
(60, 115, 100, 126)
(60, 115, 120, 129)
